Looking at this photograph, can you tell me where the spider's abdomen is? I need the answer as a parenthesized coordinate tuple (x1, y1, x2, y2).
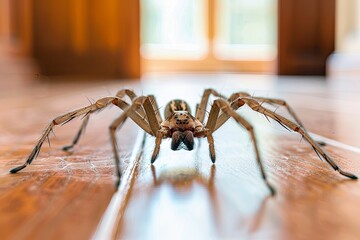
(164, 99, 191, 119)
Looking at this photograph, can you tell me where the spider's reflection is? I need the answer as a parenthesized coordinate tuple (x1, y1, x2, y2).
(149, 163, 270, 236)
(150, 164, 216, 192)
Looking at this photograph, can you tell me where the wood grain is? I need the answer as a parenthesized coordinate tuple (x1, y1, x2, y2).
(1, 75, 360, 240)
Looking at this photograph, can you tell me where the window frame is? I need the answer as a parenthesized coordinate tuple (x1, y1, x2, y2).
(141, 0, 276, 73)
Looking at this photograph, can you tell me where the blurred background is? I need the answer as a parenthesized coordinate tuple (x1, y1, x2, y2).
(0, 0, 359, 87)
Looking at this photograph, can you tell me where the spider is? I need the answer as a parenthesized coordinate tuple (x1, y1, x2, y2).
(9, 89, 358, 195)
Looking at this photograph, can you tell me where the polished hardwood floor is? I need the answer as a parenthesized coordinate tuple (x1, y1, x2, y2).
(0, 74, 359, 240)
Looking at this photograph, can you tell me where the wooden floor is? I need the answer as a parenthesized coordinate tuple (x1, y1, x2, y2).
(0, 74, 360, 240)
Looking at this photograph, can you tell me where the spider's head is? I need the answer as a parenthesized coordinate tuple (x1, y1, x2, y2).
(162, 100, 203, 151)
(168, 111, 196, 151)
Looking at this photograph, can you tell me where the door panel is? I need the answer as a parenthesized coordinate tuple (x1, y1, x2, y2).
(33, 0, 140, 78)
(278, 0, 335, 75)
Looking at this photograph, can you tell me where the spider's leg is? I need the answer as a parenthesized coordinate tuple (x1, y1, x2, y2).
(148, 95, 164, 163)
(141, 96, 160, 134)
(151, 131, 164, 163)
(196, 88, 227, 123)
(115, 89, 137, 100)
(116, 89, 148, 119)
(251, 96, 326, 146)
(62, 115, 90, 151)
(109, 113, 129, 186)
(212, 91, 258, 131)
(62, 89, 139, 151)
(112, 96, 157, 139)
(214, 100, 244, 131)
(195, 89, 248, 131)
(252, 97, 305, 128)
(148, 95, 163, 125)
(118, 96, 162, 162)
(139, 96, 166, 163)
(9, 97, 122, 174)
(129, 95, 164, 163)
(213, 92, 308, 131)
(195, 103, 200, 119)
(205, 98, 276, 195)
(110, 96, 161, 183)
(239, 97, 358, 180)
(115, 90, 163, 126)
(195, 88, 233, 158)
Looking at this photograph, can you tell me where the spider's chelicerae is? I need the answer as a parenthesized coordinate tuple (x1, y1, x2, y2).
(10, 89, 358, 195)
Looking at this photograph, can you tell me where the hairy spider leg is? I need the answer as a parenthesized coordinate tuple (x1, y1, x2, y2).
(62, 115, 90, 151)
(205, 98, 276, 195)
(115, 89, 137, 101)
(148, 95, 163, 125)
(250, 96, 305, 127)
(109, 113, 128, 186)
(201, 90, 327, 147)
(63, 89, 140, 151)
(249, 96, 326, 146)
(151, 131, 164, 163)
(109, 96, 162, 184)
(10, 97, 124, 173)
(196, 88, 227, 123)
(236, 97, 358, 180)
(196, 89, 307, 132)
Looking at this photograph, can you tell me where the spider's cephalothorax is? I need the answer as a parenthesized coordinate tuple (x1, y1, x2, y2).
(161, 100, 203, 151)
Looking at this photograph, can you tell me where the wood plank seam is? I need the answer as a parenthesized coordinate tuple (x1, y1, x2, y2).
(92, 131, 146, 240)
(310, 132, 360, 154)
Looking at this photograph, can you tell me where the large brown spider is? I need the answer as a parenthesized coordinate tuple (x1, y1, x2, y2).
(10, 89, 358, 195)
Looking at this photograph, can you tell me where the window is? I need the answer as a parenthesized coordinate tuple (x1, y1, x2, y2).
(141, 0, 277, 72)
(141, 0, 207, 59)
(215, 0, 276, 60)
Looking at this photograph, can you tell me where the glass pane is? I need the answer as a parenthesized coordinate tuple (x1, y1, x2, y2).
(141, 0, 206, 59)
(215, 0, 277, 60)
